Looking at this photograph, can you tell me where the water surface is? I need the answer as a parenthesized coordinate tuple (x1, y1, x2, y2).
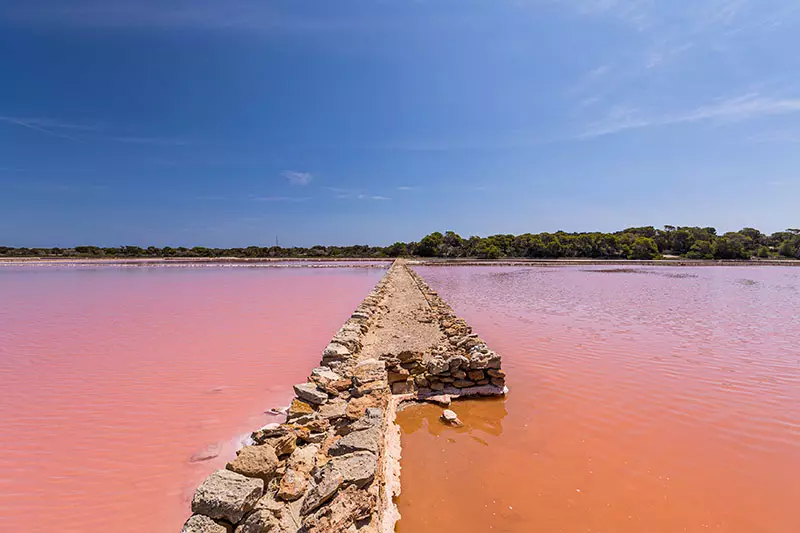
(398, 266, 799, 533)
(0, 265, 383, 532)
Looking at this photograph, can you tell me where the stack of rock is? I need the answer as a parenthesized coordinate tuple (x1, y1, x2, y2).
(182, 268, 396, 533)
(181, 261, 507, 533)
(403, 266, 507, 397)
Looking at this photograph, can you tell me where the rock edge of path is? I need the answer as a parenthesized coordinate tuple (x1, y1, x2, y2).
(181, 259, 507, 533)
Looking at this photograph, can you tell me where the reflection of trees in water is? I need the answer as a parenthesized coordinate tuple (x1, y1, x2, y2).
(397, 396, 508, 443)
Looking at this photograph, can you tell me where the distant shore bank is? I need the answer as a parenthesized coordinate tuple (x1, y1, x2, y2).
(2, 257, 799, 267)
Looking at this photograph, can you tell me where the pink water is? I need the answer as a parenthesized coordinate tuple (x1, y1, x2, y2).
(399, 266, 800, 533)
(0, 265, 383, 533)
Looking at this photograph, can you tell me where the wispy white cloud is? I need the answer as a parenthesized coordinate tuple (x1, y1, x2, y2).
(0, 115, 92, 141)
(1, 114, 193, 146)
(747, 131, 800, 144)
(325, 186, 390, 200)
(194, 195, 228, 201)
(579, 93, 800, 138)
(251, 196, 311, 202)
(106, 136, 191, 146)
(396, 185, 420, 191)
(282, 171, 313, 186)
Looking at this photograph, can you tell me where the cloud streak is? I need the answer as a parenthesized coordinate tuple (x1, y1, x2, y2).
(579, 93, 800, 138)
(283, 171, 313, 186)
(0, 116, 90, 141)
(252, 196, 310, 202)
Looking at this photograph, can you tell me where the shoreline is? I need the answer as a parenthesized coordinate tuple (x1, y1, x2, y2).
(181, 260, 507, 532)
(2, 257, 799, 267)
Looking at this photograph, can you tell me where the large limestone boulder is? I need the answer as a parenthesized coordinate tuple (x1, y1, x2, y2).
(301, 485, 374, 533)
(301, 468, 343, 515)
(192, 470, 264, 524)
(226, 445, 279, 482)
(329, 451, 377, 488)
(181, 514, 232, 533)
(293, 383, 328, 405)
(322, 342, 350, 361)
(328, 427, 380, 456)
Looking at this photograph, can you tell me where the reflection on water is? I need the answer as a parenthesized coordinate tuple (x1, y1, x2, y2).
(0, 266, 383, 533)
(397, 266, 800, 533)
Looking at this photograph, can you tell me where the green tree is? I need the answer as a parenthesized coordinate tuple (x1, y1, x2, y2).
(417, 232, 444, 257)
(686, 240, 713, 259)
(627, 237, 659, 260)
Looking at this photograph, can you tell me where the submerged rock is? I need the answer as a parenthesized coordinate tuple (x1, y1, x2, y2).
(440, 409, 463, 427)
(190, 443, 222, 463)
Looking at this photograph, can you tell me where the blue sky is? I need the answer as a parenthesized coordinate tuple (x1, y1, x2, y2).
(1, 0, 799, 247)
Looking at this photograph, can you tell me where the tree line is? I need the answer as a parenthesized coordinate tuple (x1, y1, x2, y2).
(2, 226, 799, 260)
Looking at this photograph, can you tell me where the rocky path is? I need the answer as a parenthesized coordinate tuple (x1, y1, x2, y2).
(357, 262, 442, 373)
(181, 260, 506, 533)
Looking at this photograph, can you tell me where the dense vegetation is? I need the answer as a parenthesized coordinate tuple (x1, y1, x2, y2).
(2, 226, 799, 260)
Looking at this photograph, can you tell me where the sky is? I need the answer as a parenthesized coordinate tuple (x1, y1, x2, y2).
(1, 0, 799, 247)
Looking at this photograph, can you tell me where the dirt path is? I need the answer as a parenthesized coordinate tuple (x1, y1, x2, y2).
(358, 262, 443, 363)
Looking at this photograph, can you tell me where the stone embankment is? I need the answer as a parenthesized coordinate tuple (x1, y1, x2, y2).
(181, 260, 506, 533)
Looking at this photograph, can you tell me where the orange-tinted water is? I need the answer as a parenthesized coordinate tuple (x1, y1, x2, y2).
(398, 266, 800, 533)
(0, 265, 383, 533)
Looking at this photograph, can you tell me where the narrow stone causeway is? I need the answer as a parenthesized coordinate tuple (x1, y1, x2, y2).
(181, 260, 507, 533)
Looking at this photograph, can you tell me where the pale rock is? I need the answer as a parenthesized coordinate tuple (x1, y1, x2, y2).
(191, 470, 264, 524)
(328, 427, 380, 456)
(322, 342, 350, 361)
(318, 398, 348, 420)
(311, 367, 342, 384)
(447, 355, 469, 371)
(301, 485, 374, 533)
(440, 409, 463, 427)
(277, 468, 308, 501)
(301, 468, 343, 515)
(226, 445, 280, 482)
(425, 394, 451, 407)
(287, 444, 320, 475)
(427, 357, 449, 375)
(293, 383, 328, 406)
(234, 509, 278, 533)
(329, 451, 377, 488)
(352, 359, 385, 384)
(182, 514, 232, 533)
